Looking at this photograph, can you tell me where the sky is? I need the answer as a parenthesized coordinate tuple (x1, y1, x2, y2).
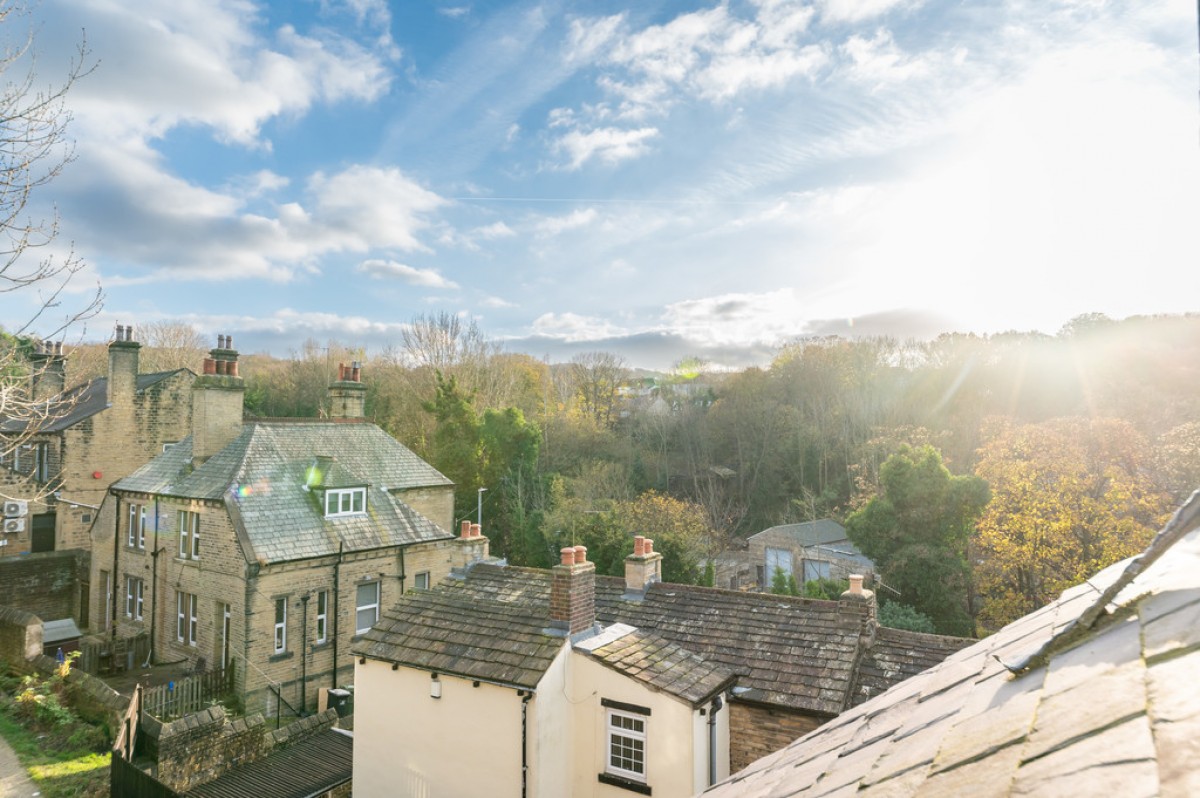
(9, 0, 1199, 370)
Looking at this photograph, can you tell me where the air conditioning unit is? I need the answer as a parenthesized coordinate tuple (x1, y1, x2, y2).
(4, 499, 28, 518)
(4, 518, 25, 534)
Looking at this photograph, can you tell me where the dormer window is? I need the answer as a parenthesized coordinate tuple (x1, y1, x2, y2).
(325, 487, 366, 517)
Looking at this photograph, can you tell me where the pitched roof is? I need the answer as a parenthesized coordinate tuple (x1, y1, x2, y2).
(749, 519, 850, 547)
(183, 728, 352, 798)
(115, 421, 453, 563)
(576, 623, 735, 705)
(703, 502, 1200, 798)
(1, 370, 188, 433)
(357, 564, 969, 714)
(354, 571, 564, 690)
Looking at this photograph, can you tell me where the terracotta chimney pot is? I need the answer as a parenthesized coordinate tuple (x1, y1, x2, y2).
(560, 547, 576, 566)
(644, 539, 654, 554)
(471, 523, 482, 538)
(633, 536, 645, 556)
(227, 360, 239, 377)
(461, 520, 472, 538)
(849, 574, 864, 595)
(573, 545, 587, 564)
(203, 357, 216, 375)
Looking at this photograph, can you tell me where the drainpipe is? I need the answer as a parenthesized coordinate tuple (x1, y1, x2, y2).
(708, 695, 724, 787)
(397, 545, 406, 594)
(300, 593, 309, 713)
(110, 491, 121, 636)
(331, 542, 342, 689)
(521, 690, 532, 798)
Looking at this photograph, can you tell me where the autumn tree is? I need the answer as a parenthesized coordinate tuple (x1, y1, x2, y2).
(845, 445, 989, 636)
(973, 417, 1172, 631)
(567, 351, 628, 429)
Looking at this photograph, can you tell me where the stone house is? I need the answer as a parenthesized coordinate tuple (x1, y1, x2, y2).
(354, 539, 737, 798)
(703, 496, 1200, 798)
(0, 326, 194, 559)
(748, 519, 874, 591)
(87, 341, 463, 717)
(354, 534, 971, 796)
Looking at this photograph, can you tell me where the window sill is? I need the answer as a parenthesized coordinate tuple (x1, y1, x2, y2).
(269, 651, 293, 662)
(598, 773, 651, 795)
(311, 641, 332, 651)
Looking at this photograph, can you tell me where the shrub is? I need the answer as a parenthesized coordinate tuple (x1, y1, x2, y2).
(878, 601, 937, 634)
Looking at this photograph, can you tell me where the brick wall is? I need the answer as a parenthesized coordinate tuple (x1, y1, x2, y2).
(0, 550, 86, 621)
(729, 701, 825, 773)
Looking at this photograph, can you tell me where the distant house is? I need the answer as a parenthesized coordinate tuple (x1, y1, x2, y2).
(748, 519, 874, 590)
(354, 533, 970, 795)
(0, 327, 194, 558)
(87, 340, 464, 717)
(703, 498, 1200, 797)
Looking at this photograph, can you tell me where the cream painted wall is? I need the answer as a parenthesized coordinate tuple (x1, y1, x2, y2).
(531, 645, 571, 798)
(567, 652, 709, 798)
(353, 659, 529, 798)
(690, 694, 730, 791)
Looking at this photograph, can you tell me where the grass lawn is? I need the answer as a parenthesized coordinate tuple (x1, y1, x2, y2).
(0, 709, 109, 798)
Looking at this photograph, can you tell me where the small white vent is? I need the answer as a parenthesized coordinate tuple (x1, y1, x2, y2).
(4, 499, 28, 518)
(3, 518, 25, 534)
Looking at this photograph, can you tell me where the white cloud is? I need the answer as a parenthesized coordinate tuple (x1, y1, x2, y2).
(816, 0, 921, 25)
(662, 289, 808, 347)
(306, 166, 444, 253)
(438, 6, 471, 19)
(474, 221, 516, 240)
(481, 296, 516, 308)
(358, 260, 459, 288)
(553, 126, 660, 169)
(533, 208, 599, 237)
(839, 29, 929, 84)
(531, 312, 625, 341)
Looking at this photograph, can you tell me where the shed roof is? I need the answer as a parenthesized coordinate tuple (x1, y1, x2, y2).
(183, 728, 352, 798)
(115, 421, 453, 563)
(748, 519, 850, 547)
(703, 499, 1200, 797)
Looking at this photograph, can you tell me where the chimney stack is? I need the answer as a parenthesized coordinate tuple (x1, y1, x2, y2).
(550, 545, 596, 635)
(192, 334, 244, 467)
(107, 323, 141, 407)
(454, 518, 490, 568)
(328, 360, 366, 420)
(30, 340, 66, 401)
(624, 536, 663, 598)
(839, 574, 877, 643)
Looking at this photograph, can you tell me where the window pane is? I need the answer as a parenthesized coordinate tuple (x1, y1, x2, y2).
(357, 582, 377, 606)
(275, 599, 285, 624)
(317, 591, 327, 615)
(352, 490, 364, 512)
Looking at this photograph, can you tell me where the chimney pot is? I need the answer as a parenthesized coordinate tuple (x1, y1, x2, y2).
(560, 547, 576, 566)
(215, 358, 227, 375)
(461, 520, 472, 538)
(644, 539, 654, 554)
(849, 574, 864, 595)
(203, 357, 216, 375)
(226, 335, 233, 349)
(573, 545, 587, 564)
(351, 362, 361, 382)
(227, 360, 239, 377)
(633, 536, 645, 556)
(471, 523, 482, 538)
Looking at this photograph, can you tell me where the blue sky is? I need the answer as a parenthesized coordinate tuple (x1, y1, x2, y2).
(13, 0, 1199, 369)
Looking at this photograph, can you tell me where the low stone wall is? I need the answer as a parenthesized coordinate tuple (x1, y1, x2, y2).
(0, 550, 87, 622)
(25, 653, 129, 731)
(0, 605, 42, 663)
(729, 701, 825, 773)
(146, 706, 341, 793)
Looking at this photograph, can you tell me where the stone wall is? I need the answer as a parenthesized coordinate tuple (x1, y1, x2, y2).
(0, 605, 42, 663)
(148, 706, 340, 793)
(0, 550, 86, 621)
(729, 701, 825, 773)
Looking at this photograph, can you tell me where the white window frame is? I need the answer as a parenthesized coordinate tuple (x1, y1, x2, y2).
(127, 503, 146, 549)
(125, 576, 144, 621)
(178, 510, 200, 559)
(355, 581, 380, 634)
(101, 570, 111, 630)
(274, 598, 287, 653)
(177, 591, 198, 646)
(315, 590, 328, 644)
(413, 571, 431, 591)
(606, 709, 648, 783)
(324, 487, 367, 518)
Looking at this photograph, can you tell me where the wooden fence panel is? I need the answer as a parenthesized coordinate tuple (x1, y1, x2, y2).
(141, 669, 230, 720)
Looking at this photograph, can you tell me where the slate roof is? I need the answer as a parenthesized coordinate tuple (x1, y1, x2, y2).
(576, 623, 736, 705)
(115, 421, 453, 564)
(0, 370, 186, 433)
(749, 519, 850, 547)
(702, 498, 1200, 798)
(354, 572, 564, 690)
(358, 564, 969, 715)
(183, 728, 352, 798)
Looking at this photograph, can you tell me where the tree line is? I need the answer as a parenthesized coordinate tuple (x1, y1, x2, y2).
(57, 312, 1200, 636)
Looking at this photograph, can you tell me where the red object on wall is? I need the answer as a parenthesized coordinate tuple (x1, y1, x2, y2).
(92, 471, 102, 479)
